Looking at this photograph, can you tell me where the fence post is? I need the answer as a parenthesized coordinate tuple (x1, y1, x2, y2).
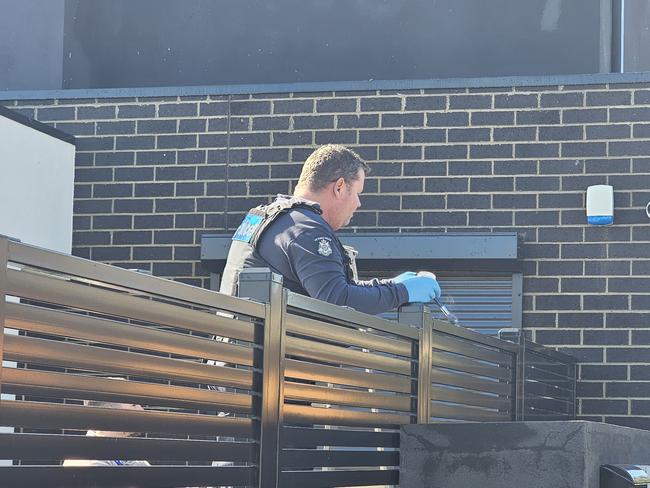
(515, 332, 526, 421)
(237, 268, 286, 488)
(398, 303, 432, 424)
(0, 237, 7, 397)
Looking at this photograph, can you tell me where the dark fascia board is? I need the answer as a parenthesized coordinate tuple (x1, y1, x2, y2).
(201, 232, 522, 273)
(0, 104, 75, 145)
(1, 71, 650, 101)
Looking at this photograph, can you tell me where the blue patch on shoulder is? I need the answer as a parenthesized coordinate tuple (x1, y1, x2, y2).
(232, 213, 264, 243)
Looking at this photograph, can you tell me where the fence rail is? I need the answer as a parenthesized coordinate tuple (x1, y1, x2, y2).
(0, 237, 576, 488)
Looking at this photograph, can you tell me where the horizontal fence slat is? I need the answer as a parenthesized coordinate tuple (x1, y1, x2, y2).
(0, 433, 254, 462)
(288, 291, 418, 340)
(430, 369, 511, 396)
(430, 385, 510, 411)
(2, 368, 253, 413)
(6, 302, 255, 366)
(523, 396, 574, 414)
(6, 269, 257, 342)
(525, 365, 574, 386)
(286, 313, 412, 357)
(0, 465, 254, 488)
(0, 400, 254, 438)
(281, 449, 399, 468)
(431, 351, 511, 381)
(524, 378, 573, 400)
(4, 334, 253, 389)
(432, 320, 518, 352)
(284, 404, 411, 428)
(284, 382, 412, 412)
(282, 427, 399, 448)
(285, 359, 412, 394)
(431, 333, 513, 364)
(7, 239, 265, 318)
(430, 402, 512, 422)
(280, 469, 399, 488)
(286, 337, 411, 375)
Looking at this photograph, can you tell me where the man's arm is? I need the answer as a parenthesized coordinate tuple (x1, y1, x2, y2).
(287, 230, 409, 315)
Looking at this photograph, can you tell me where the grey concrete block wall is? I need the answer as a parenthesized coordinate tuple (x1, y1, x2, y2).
(3, 79, 650, 426)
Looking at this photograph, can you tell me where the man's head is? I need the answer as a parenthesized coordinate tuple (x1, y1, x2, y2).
(294, 145, 370, 230)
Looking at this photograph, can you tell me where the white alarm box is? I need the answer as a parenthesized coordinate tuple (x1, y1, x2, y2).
(586, 184, 614, 226)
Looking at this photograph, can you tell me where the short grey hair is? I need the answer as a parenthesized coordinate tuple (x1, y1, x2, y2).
(296, 145, 370, 192)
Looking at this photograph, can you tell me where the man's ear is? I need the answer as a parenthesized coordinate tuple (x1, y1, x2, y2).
(333, 177, 346, 198)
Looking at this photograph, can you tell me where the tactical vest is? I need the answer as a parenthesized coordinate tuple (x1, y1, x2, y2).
(222, 198, 357, 296)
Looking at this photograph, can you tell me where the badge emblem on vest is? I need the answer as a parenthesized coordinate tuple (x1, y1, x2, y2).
(316, 237, 332, 257)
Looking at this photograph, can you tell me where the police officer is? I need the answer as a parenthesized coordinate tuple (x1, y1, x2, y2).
(220, 144, 441, 315)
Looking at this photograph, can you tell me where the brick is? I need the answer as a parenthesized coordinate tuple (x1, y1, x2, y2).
(557, 312, 603, 328)
(78, 106, 116, 120)
(75, 167, 112, 182)
(153, 262, 194, 277)
(492, 194, 536, 208)
(138, 119, 176, 134)
(609, 277, 650, 292)
(468, 211, 512, 226)
(175, 182, 205, 197)
(135, 183, 174, 197)
(196, 197, 226, 212)
(540, 92, 583, 108)
(523, 243, 559, 258)
(136, 151, 175, 165)
(93, 215, 132, 229)
(514, 211, 559, 226)
(422, 211, 467, 226)
(293, 115, 334, 130)
(37, 106, 76, 121)
(337, 114, 378, 128)
(158, 103, 197, 117)
(157, 134, 196, 149)
(272, 131, 312, 145)
(586, 260, 630, 276)
(317, 98, 357, 112)
(469, 177, 513, 191)
(632, 261, 650, 275)
(199, 102, 228, 116)
(582, 399, 628, 415)
(584, 330, 629, 346)
(587, 124, 630, 139)
(379, 146, 421, 160)
(494, 94, 538, 108)
(273, 99, 313, 114)
(469, 144, 512, 159)
(91, 246, 131, 261)
(361, 97, 401, 112)
(493, 160, 537, 174)
(114, 199, 153, 213)
(606, 313, 650, 328)
(577, 382, 604, 398)
(535, 329, 581, 344)
(74, 199, 112, 214)
(72, 231, 111, 246)
(610, 243, 650, 258)
(585, 226, 630, 242)
(361, 195, 400, 210)
(631, 366, 650, 380)
(561, 243, 606, 259)
(536, 295, 581, 310)
(523, 277, 558, 292)
(493, 127, 536, 141)
(154, 230, 195, 244)
(538, 260, 583, 276)
(448, 161, 491, 175)
(230, 100, 270, 115)
(584, 158, 631, 173)
(112, 230, 152, 245)
(252, 116, 290, 131)
(610, 140, 650, 156)
(447, 194, 490, 209)
(425, 145, 467, 160)
(583, 295, 629, 310)
(449, 95, 491, 109)
(635, 90, 650, 104)
(359, 130, 400, 144)
(55, 121, 95, 136)
(382, 113, 424, 127)
(118, 104, 156, 118)
(556, 347, 602, 362)
(610, 107, 650, 122)
(93, 183, 133, 198)
(155, 198, 195, 213)
(175, 215, 204, 228)
(448, 128, 490, 142)
(154, 166, 196, 181)
(378, 211, 421, 226)
(561, 278, 605, 292)
(230, 132, 270, 147)
(516, 110, 560, 125)
(95, 121, 134, 135)
(349, 212, 377, 227)
(134, 246, 173, 260)
(403, 128, 445, 143)
(515, 176, 559, 191)
(366, 163, 401, 176)
(77, 137, 114, 151)
(632, 331, 650, 345)
(114, 136, 154, 150)
(404, 96, 445, 111)
(403, 161, 446, 176)
(561, 175, 605, 191)
(426, 112, 468, 127)
(515, 143, 559, 158)
(470, 111, 513, 126)
(586, 90, 631, 106)
(538, 192, 583, 208)
(94, 151, 134, 166)
(176, 150, 205, 165)
(539, 125, 583, 141)
(401, 195, 445, 209)
(178, 119, 207, 133)
(380, 178, 422, 193)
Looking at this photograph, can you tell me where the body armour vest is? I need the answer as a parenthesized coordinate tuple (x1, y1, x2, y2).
(219, 196, 356, 297)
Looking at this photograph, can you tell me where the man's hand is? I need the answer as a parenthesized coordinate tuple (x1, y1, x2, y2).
(391, 271, 417, 284)
(402, 275, 442, 303)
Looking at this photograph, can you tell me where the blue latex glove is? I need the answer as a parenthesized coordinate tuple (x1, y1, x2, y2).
(402, 276, 442, 303)
(391, 271, 417, 284)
